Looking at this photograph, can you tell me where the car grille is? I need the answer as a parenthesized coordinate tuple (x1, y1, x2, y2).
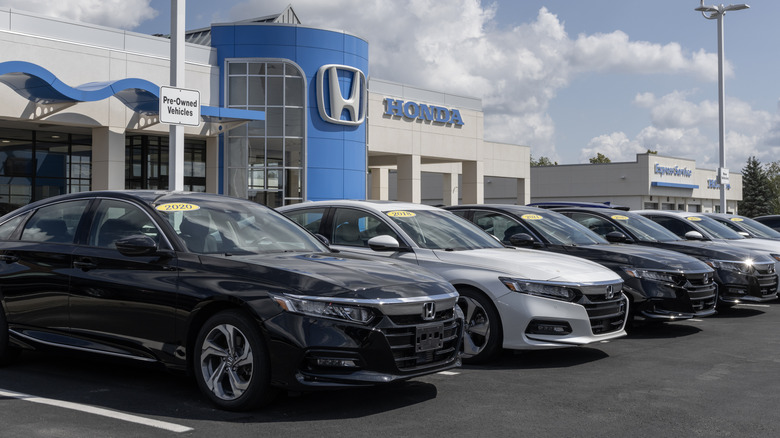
(684, 272, 718, 312)
(578, 292, 627, 335)
(754, 265, 778, 297)
(380, 317, 462, 372)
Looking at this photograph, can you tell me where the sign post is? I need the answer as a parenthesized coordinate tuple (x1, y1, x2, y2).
(168, 0, 186, 191)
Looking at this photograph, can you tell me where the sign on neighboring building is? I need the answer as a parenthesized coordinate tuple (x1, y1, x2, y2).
(159, 86, 201, 126)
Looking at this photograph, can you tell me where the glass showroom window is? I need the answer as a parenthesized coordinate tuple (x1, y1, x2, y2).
(0, 128, 91, 215)
(226, 60, 305, 207)
(125, 135, 206, 191)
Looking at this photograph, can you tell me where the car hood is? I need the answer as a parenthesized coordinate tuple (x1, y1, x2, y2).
(204, 251, 455, 300)
(432, 247, 621, 284)
(570, 244, 710, 272)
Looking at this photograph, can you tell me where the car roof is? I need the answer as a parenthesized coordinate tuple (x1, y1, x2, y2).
(278, 199, 444, 213)
(633, 210, 702, 217)
(526, 201, 630, 210)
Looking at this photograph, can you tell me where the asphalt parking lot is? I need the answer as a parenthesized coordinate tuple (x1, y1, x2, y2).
(1, 302, 779, 438)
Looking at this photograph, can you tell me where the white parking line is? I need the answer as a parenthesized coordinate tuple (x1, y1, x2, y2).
(0, 389, 193, 433)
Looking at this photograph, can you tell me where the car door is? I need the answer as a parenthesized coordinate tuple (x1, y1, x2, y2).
(68, 198, 179, 361)
(0, 200, 90, 335)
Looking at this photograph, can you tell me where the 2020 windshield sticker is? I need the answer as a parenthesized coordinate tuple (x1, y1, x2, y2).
(155, 203, 200, 212)
(386, 211, 416, 218)
(611, 215, 629, 221)
(521, 214, 543, 220)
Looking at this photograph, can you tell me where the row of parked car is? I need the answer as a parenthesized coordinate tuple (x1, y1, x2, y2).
(0, 191, 777, 411)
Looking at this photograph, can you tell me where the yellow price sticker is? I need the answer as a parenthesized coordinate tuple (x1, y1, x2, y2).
(155, 203, 200, 212)
(386, 210, 416, 218)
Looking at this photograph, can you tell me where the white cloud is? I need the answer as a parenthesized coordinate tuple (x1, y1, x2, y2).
(1, 0, 158, 29)
(583, 91, 780, 170)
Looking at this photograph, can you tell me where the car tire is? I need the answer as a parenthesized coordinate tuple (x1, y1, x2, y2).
(0, 308, 21, 366)
(194, 310, 276, 411)
(457, 287, 502, 364)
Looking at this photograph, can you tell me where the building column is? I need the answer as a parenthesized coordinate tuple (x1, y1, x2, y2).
(517, 178, 528, 205)
(443, 172, 458, 206)
(397, 155, 421, 203)
(91, 127, 125, 190)
(370, 167, 389, 200)
(206, 136, 219, 194)
(462, 160, 484, 204)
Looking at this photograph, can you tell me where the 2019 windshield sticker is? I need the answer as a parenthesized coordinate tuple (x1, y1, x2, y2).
(386, 210, 416, 217)
(521, 214, 543, 220)
(155, 203, 200, 212)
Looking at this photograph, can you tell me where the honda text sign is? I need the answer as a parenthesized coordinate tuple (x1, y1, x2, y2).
(159, 86, 201, 126)
(316, 65, 366, 126)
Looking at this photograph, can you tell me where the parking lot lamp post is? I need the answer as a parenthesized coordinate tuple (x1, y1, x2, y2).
(695, 1, 749, 213)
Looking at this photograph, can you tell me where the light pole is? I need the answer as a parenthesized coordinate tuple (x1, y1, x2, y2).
(695, 1, 749, 213)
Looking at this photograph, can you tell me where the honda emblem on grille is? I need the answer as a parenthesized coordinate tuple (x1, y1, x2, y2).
(422, 302, 436, 320)
(605, 285, 615, 300)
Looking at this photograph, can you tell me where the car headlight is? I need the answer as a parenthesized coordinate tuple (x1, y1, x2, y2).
(771, 253, 780, 262)
(704, 260, 754, 274)
(271, 294, 376, 324)
(623, 268, 681, 284)
(499, 277, 577, 302)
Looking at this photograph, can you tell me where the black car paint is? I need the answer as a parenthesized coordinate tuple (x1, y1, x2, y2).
(0, 191, 462, 400)
(555, 207, 779, 304)
(446, 205, 717, 320)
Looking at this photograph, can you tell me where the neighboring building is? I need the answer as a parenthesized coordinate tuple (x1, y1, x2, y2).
(0, 6, 531, 214)
(531, 153, 742, 213)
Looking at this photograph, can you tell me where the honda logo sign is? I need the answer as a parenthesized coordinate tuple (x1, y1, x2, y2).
(316, 65, 366, 126)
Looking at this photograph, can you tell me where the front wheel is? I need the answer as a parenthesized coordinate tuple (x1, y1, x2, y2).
(457, 288, 502, 364)
(194, 310, 275, 411)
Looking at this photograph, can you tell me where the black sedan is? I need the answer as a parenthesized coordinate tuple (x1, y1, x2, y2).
(446, 205, 717, 321)
(554, 207, 779, 306)
(0, 191, 463, 411)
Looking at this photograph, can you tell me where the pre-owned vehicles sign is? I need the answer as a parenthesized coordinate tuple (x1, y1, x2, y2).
(159, 86, 200, 126)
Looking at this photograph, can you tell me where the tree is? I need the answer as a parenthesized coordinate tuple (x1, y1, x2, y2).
(530, 155, 557, 166)
(588, 153, 611, 164)
(646, 149, 657, 155)
(764, 160, 780, 214)
(739, 156, 774, 217)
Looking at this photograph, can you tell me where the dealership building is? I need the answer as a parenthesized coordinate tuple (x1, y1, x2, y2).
(0, 6, 531, 215)
(530, 153, 742, 213)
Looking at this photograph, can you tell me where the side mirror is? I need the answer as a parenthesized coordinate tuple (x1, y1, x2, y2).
(508, 233, 536, 248)
(314, 233, 331, 246)
(115, 235, 159, 257)
(367, 235, 401, 251)
(605, 231, 628, 243)
(684, 230, 704, 241)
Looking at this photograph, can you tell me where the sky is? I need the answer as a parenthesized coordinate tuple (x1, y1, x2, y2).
(3, 0, 780, 172)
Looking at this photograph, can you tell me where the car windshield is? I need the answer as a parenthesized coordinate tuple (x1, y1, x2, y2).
(154, 197, 327, 255)
(723, 217, 780, 239)
(610, 213, 683, 243)
(520, 210, 606, 245)
(384, 209, 504, 250)
(688, 216, 746, 240)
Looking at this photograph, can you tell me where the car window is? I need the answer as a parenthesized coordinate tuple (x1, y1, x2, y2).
(88, 199, 161, 249)
(20, 200, 90, 244)
(283, 208, 326, 234)
(646, 216, 693, 238)
(0, 215, 26, 240)
(471, 210, 527, 244)
(330, 208, 402, 247)
(385, 209, 503, 250)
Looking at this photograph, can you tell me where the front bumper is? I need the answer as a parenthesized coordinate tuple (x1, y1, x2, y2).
(496, 290, 628, 350)
(717, 268, 779, 304)
(264, 308, 463, 391)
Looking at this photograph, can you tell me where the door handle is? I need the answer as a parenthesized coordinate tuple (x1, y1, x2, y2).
(0, 254, 18, 263)
(73, 259, 97, 271)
